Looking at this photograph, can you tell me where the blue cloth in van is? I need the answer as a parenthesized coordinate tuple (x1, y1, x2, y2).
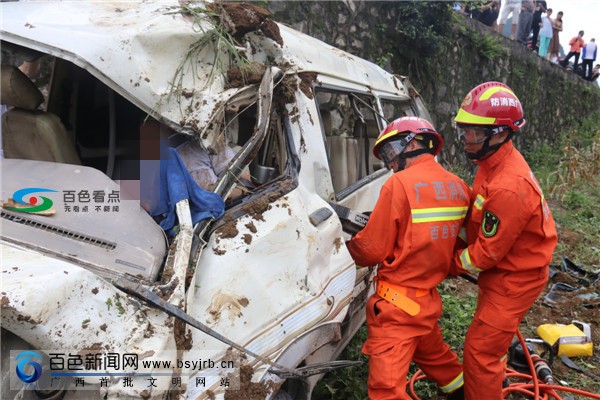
(149, 147, 224, 235)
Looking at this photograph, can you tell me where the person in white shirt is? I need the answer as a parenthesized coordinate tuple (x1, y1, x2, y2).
(581, 38, 598, 81)
(497, 0, 522, 40)
(538, 8, 554, 58)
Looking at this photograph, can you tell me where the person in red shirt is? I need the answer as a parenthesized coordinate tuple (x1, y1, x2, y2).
(347, 116, 470, 400)
(561, 30, 585, 71)
(451, 82, 558, 399)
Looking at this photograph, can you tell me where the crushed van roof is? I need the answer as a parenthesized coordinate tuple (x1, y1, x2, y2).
(1, 1, 408, 137)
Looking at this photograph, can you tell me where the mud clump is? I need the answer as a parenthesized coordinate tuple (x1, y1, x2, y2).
(298, 72, 317, 100)
(276, 75, 298, 108)
(242, 197, 269, 222)
(80, 342, 103, 354)
(239, 181, 293, 222)
(218, 220, 239, 239)
(223, 364, 271, 400)
(17, 314, 40, 325)
(1, 296, 9, 308)
(140, 390, 151, 400)
(209, 2, 283, 46)
(213, 247, 227, 256)
(174, 319, 193, 351)
(259, 19, 283, 46)
(227, 61, 265, 88)
(244, 222, 257, 233)
(155, 277, 180, 301)
(242, 233, 252, 244)
(333, 237, 343, 253)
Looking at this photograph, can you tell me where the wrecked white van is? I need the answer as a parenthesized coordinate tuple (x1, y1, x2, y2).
(1, 2, 433, 399)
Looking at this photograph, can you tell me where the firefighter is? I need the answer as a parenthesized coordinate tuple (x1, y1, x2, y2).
(451, 82, 558, 399)
(347, 116, 469, 400)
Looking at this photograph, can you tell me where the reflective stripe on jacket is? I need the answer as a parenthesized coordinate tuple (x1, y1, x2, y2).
(348, 155, 471, 290)
(452, 141, 557, 277)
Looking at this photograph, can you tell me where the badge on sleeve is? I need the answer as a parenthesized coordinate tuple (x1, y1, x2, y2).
(482, 210, 499, 238)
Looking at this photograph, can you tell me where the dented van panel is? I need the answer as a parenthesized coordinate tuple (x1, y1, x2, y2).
(1, 2, 433, 399)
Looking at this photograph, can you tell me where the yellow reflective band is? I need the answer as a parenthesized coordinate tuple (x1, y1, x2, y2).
(474, 194, 485, 210)
(440, 372, 464, 393)
(411, 206, 468, 223)
(376, 129, 399, 145)
(479, 86, 516, 101)
(460, 248, 482, 274)
(458, 226, 468, 242)
(455, 108, 495, 125)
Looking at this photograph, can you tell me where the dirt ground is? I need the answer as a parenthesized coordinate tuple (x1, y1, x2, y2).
(525, 267, 600, 379)
(453, 261, 600, 390)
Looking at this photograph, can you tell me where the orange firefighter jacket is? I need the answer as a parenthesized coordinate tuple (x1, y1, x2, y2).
(348, 155, 471, 292)
(450, 141, 558, 297)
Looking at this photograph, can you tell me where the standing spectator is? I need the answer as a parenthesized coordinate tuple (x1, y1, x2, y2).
(547, 11, 563, 62)
(497, 0, 521, 40)
(530, 1, 547, 51)
(538, 8, 553, 58)
(581, 38, 597, 80)
(478, 1, 501, 29)
(516, 0, 534, 46)
(452, 81, 558, 400)
(561, 30, 585, 71)
(347, 117, 468, 400)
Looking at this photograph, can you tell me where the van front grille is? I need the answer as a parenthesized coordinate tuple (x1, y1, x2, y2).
(1, 210, 116, 250)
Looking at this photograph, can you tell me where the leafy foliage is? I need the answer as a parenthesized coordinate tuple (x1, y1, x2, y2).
(384, 2, 455, 64)
(472, 32, 504, 61)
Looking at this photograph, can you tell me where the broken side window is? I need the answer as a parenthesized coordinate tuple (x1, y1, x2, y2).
(380, 97, 417, 124)
(315, 89, 381, 194)
(203, 100, 288, 206)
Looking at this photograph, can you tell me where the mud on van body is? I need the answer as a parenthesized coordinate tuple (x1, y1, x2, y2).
(1, 2, 433, 399)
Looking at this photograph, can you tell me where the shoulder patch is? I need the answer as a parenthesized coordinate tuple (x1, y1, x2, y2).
(482, 210, 500, 238)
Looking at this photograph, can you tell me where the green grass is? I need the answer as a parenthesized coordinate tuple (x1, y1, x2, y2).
(526, 109, 600, 267)
(312, 327, 368, 400)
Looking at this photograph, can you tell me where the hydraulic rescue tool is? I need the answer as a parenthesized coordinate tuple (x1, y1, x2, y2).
(508, 339, 555, 385)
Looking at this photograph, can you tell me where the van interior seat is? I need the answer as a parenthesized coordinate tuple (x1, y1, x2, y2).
(356, 119, 384, 174)
(321, 110, 359, 192)
(1, 64, 80, 165)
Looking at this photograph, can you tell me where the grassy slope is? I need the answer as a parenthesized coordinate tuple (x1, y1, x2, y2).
(313, 109, 600, 399)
